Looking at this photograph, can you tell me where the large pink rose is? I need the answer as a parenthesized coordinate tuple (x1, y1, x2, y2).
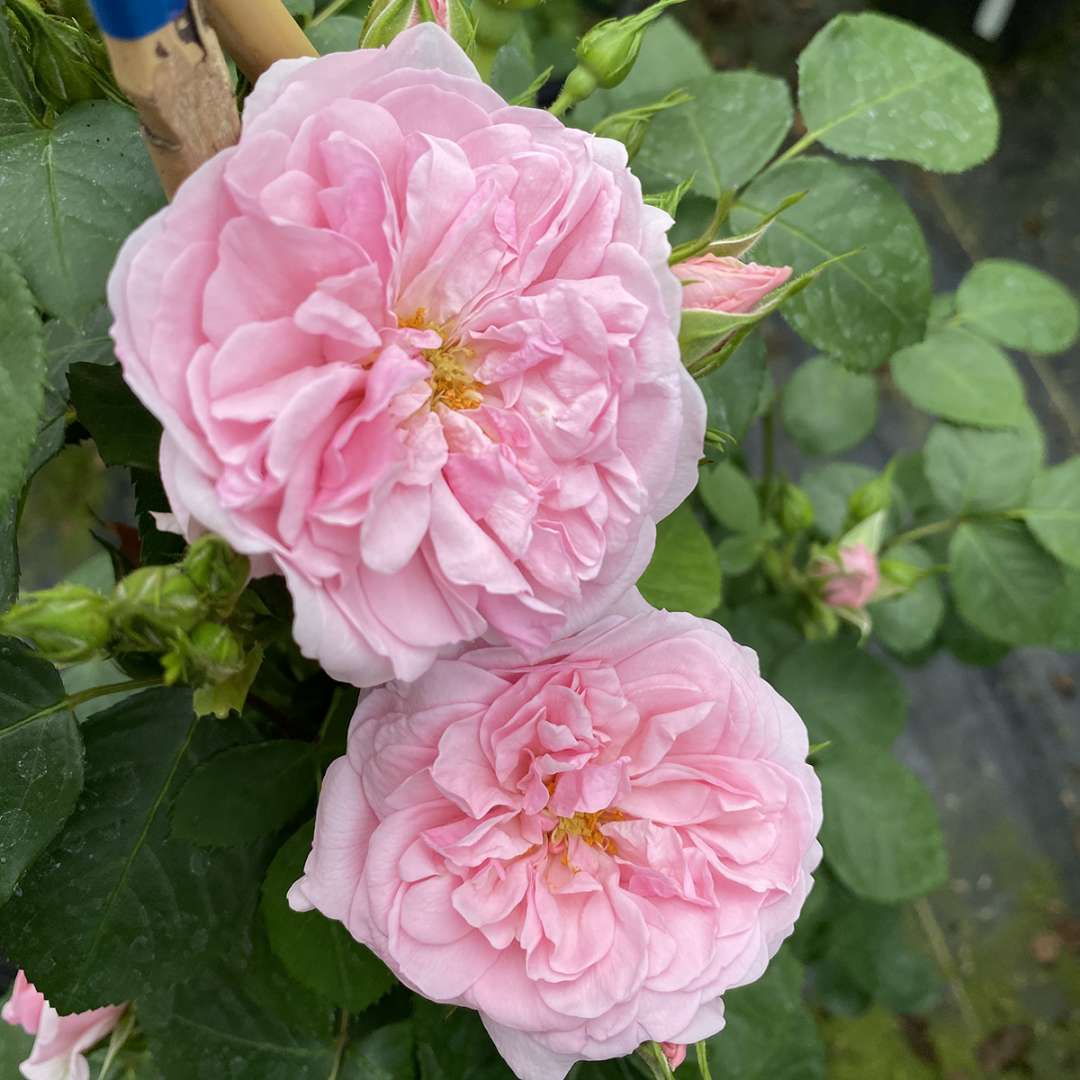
(289, 601, 822, 1079)
(108, 25, 704, 687)
(2, 971, 125, 1080)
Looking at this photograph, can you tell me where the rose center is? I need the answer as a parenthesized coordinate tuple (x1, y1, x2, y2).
(549, 808, 623, 856)
(401, 308, 482, 411)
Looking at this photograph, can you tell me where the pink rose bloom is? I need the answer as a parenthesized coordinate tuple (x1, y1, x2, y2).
(674, 255, 791, 314)
(290, 602, 822, 1079)
(2, 971, 125, 1080)
(108, 25, 704, 688)
(661, 1042, 688, 1070)
(816, 543, 880, 609)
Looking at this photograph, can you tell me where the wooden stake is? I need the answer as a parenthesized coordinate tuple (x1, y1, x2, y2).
(203, 0, 317, 82)
(102, 1, 240, 199)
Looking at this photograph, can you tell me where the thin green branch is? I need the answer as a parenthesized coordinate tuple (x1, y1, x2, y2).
(695, 1040, 714, 1080)
(310, 0, 353, 28)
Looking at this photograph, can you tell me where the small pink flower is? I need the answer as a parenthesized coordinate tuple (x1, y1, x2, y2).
(674, 255, 791, 314)
(815, 543, 880, 609)
(290, 600, 822, 1080)
(661, 1042, 687, 1070)
(108, 25, 704, 688)
(2, 971, 125, 1080)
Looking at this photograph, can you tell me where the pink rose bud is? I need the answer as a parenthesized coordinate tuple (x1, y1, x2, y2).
(2, 970, 126, 1080)
(674, 254, 792, 314)
(661, 1042, 688, 1069)
(289, 603, 822, 1080)
(815, 543, 880, 609)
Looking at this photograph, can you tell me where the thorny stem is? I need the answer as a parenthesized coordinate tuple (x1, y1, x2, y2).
(310, 0, 353, 27)
(327, 1009, 351, 1080)
(695, 1040, 714, 1080)
(636, 1042, 676, 1080)
(0, 677, 162, 743)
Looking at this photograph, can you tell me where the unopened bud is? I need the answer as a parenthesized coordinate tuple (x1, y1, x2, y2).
(0, 584, 110, 663)
(847, 471, 892, 526)
(879, 557, 925, 590)
(362, 0, 475, 55)
(182, 536, 249, 615)
(163, 621, 246, 687)
(576, 0, 685, 89)
(778, 482, 815, 535)
(593, 89, 690, 159)
(111, 566, 203, 651)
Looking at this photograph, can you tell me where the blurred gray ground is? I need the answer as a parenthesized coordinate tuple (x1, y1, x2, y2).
(704, 0, 1080, 1072)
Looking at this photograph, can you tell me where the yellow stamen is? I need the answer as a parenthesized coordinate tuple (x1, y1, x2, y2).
(399, 308, 482, 411)
(550, 809, 623, 857)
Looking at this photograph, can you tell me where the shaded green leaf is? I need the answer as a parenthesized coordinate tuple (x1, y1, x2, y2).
(732, 158, 930, 370)
(306, 15, 363, 54)
(0, 637, 82, 905)
(637, 504, 721, 616)
(413, 997, 513, 1080)
(262, 821, 395, 1012)
(800, 462, 876, 539)
(0, 101, 163, 323)
(698, 461, 759, 533)
(891, 328, 1026, 428)
(697, 331, 766, 443)
(172, 740, 316, 848)
(923, 419, 1042, 513)
(635, 71, 792, 198)
(956, 259, 1079, 355)
(0, 9, 41, 135)
(67, 361, 161, 470)
(949, 520, 1065, 646)
(691, 950, 824, 1080)
(797, 13, 998, 172)
(1021, 458, 1080, 570)
(773, 640, 907, 750)
(870, 544, 944, 655)
(818, 750, 947, 902)
(0, 688, 270, 1013)
(781, 355, 878, 455)
(0, 251, 46, 508)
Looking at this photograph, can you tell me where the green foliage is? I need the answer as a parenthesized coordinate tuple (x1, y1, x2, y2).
(816, 751, 948, 903)
(0, 251, 46, 508)
(67, 361, 162, 469)
(0, 637, 82, 905)
(870, 544, 944, 655)
(635, 71, 792, 198)
(923, 419, 1042, 513)
(732, 158, 931, 370)
(956, 259, 1079, 354)
(172, 741, 317, 847)
(637, 503, 721, 616)
(690, 950, 825, 1080)
(1022, 458, 1080, 570)
(0, 7, 1071, 1079)
(0, 688, 271, 1013)
(0, 100, 163, 322)
(781, 356, 878, 455)
(949, 520, 1065, 647)
(262, 822, 396, 1012)
(697, 331, 767, 442)
(796, 13, 998, 172)
(890, 328, 1026, 427)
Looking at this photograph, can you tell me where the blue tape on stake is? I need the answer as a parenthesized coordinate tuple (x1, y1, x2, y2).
(90, 0, 190, 39)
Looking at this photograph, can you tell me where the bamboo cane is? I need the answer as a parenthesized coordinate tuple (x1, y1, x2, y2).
(94, 1, 241, 199)
(202, 0, 317, 82)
